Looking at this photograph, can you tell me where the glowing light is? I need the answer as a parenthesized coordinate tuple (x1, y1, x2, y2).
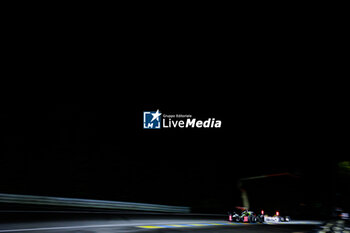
(243, 216, 249, 222)
(0, 193, 190, 213)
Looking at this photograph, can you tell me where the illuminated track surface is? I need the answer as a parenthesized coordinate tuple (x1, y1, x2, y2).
(0, 216, 322, 233)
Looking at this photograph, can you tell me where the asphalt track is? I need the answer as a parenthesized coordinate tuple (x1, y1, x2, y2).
(0, 216, 322, 233)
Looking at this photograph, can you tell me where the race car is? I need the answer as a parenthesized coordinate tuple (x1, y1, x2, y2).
(263, 211, 291, 222)
(228, 208, 264, 223)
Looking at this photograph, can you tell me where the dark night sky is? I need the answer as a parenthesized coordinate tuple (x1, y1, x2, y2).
(1, 89, 347, 214)
(1, 10, 348, 215)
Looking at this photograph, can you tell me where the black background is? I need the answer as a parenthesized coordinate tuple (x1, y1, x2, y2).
(0, 6, 348, 217)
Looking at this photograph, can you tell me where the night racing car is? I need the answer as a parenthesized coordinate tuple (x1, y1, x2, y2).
(263, 211, 291, 222)
(228, 208, 264, 223)
(228, 208, 290, 223)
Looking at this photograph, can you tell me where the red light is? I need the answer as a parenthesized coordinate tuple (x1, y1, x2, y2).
(276, 211, 279, 216)
(261, 210, 264, 215)
(229, 214, 232, 221)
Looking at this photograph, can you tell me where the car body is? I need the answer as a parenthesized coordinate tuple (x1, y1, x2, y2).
(228, 209, 264, 223)
(264, 211, 291, 222)
(228, 209, 290, 223)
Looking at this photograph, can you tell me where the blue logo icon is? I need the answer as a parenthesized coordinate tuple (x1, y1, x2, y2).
(143, 110, 162, 129)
